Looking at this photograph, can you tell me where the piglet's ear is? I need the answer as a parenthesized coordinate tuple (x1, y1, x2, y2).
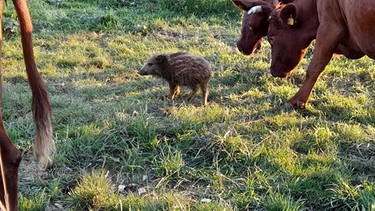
(280, 4, 297, 26)
(156, 55, 168, 64)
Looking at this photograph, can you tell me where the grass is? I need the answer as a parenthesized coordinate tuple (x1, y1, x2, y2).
(1, 0, 374, 210)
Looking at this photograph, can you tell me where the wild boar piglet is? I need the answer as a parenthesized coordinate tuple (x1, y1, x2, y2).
(139, 52, 211, 105)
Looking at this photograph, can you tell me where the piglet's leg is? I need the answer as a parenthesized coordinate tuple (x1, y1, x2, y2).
(187, 85, 199, 102)
(169, 84, 180, 100)
(174, 86, 180, 97)
(200, 83, 208, 106)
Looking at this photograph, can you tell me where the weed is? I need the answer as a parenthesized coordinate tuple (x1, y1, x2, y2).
(69, 170, 123, 210)
(19, 192, 48, 211)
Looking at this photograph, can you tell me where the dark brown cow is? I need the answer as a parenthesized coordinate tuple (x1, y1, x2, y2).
(0, 0, 54, 209)
(267, 0, 375, 108)
(232, 0, 277, 55)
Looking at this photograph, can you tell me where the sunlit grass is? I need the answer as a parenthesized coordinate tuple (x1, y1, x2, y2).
(3, 0, 374, 210)
(69, 170, 123, 210)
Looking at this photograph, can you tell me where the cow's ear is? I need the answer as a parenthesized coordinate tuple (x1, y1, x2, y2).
(231, 0, 250, 11)
(280, 4, 297, 26)
(261, 5, 274, 18)
(156, 55, 168, 64)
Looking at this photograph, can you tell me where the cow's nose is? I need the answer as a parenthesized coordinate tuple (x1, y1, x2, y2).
(237, 46, 252, 55)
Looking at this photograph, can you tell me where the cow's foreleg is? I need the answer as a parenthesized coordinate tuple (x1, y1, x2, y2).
(287, 25, 344, 108)
(0, 1, 20, 209)
(0, 1, 22, 209)
(0, 130, 22, 211)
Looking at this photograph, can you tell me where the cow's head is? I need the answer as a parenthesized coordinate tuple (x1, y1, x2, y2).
(267, 2, 317, 77)
(232, 0, 275, 55)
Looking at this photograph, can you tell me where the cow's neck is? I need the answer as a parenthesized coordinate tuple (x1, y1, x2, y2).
(295, 0, 319, 45)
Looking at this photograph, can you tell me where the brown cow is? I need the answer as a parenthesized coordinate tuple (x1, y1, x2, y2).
(267, 0, 375, 108)
(231, 0, 277, 55)
(0, 0, 54, 209)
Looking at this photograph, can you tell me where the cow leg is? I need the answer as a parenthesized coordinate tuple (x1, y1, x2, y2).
(0, 129, 22, 211)
(287, 25, 344, 108)
(0, 2, 22, 209)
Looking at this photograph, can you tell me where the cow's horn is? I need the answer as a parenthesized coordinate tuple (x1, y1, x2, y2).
(248, 5, 262, 15)
(287, 15, 294, 25)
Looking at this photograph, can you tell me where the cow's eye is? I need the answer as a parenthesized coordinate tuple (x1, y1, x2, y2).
(248, 25, 253, 31)
(147, 63, 153, 66)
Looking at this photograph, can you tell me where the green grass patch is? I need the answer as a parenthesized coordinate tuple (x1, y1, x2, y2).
(3, 0, 375, 210)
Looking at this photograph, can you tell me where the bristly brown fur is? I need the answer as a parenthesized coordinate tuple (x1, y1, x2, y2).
(139, 52, 212, 106)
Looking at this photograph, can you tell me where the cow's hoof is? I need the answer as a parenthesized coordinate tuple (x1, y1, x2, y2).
(281, 102, 294, 111)
(296, 101, 306, 108)
(286, 100, 307, 109)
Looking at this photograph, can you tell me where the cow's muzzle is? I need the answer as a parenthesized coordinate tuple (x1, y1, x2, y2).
(270, 66, 292, 78)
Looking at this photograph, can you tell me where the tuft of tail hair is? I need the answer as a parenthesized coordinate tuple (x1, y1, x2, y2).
(32, 90, 55, 169)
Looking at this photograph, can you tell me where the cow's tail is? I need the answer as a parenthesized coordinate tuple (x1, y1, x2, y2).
(14, 0, 55, 169)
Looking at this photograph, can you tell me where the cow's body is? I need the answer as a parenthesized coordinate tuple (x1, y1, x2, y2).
(232, 0, 277, 55)
(268, 0, 375, 107)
